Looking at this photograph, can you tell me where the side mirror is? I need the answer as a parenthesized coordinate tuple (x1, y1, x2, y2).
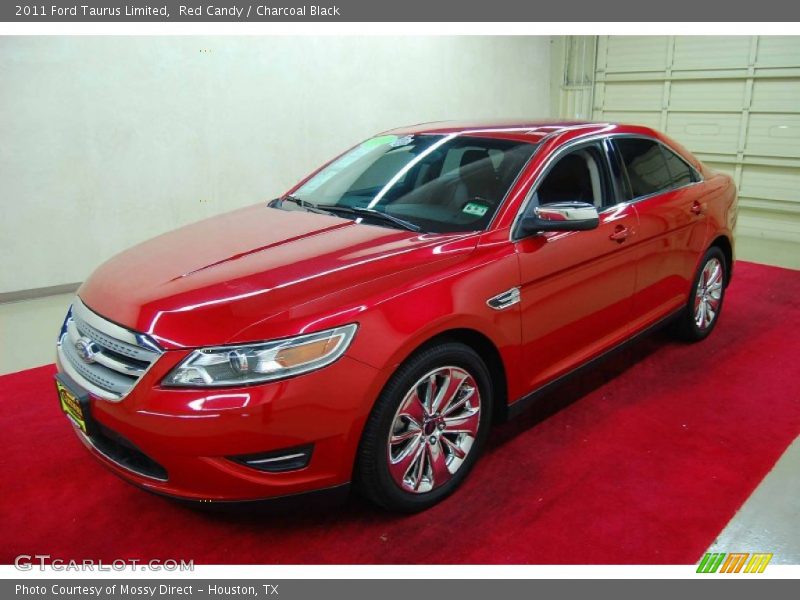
(517, 201, 600, 236)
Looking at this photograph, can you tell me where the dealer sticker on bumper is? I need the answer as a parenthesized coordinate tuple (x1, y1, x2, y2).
(56, 378, 87, 433)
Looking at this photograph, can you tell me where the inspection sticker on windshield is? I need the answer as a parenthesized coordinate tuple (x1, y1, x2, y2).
(389, 134, 414, 148)
(463, 202, 489, 217)
(361, 134, 398, 148)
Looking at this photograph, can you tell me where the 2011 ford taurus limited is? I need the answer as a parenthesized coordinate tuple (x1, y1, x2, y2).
(55, 120, 737, 511)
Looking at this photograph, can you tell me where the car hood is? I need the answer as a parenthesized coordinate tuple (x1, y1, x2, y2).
(78, 203, 476, 348)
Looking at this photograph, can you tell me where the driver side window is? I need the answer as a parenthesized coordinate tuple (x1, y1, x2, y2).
(535, 146, 609, 209)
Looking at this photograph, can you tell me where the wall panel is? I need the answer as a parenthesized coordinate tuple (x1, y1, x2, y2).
(583, 35, 800, 256)
(0, 36, 552, 293)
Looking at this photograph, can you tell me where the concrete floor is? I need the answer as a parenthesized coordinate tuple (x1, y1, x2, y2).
(1, 251, 797, 565)
(736, 237, 800, 271)
(707, 437, 800, 564)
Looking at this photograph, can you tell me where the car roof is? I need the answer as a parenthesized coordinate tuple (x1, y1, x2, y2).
(382, 119, 652, 144)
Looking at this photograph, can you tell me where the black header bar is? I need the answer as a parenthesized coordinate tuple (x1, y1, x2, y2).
(2, 0, 799, 22)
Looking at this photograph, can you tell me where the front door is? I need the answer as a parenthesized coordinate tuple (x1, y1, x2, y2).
(515, 140, 640, 393)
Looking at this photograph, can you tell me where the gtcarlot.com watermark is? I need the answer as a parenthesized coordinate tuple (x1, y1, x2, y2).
(14, 554, 194, 572)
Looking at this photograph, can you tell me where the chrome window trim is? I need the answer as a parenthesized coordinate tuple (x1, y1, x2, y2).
(658, 139, 704, 184)
(509, 132, 705, 242)
(509, 133, 608, 242)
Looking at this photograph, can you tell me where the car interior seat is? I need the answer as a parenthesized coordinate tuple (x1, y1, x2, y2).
(449, 149, 501, 209)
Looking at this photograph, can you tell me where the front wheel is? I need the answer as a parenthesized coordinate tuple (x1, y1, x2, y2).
(355, 342, 493, 512)
(673, 246, 727, 342)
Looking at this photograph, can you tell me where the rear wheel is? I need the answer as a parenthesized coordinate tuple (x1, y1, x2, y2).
(356, 342, 492, 512)
(673, 246, 727, 342)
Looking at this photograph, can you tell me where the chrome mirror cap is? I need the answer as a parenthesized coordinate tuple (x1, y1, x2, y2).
(534, 202, 599, 223)
(517, 201, 600, 236)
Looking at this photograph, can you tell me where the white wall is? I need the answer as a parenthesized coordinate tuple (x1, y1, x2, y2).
(0, 36, 551, 294)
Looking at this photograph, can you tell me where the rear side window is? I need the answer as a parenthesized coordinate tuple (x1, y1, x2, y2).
(660, 146, 696, 188)
(615, 138, 672, 198)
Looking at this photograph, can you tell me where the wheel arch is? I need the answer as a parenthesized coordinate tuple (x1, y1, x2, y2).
(398, 328, 510, 424)
(709, 234, 734, 285)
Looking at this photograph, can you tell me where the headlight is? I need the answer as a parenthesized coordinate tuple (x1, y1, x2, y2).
(163, 324, 358, 387)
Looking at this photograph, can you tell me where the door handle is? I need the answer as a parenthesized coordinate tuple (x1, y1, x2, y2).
(609, 225, 629, 242)
(691, 201, 705, 215)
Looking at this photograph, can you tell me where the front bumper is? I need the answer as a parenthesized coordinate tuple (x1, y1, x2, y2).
(56, 350, 383, 502)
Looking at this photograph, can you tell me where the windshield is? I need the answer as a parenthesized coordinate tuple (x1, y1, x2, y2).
(280, 134, 538, 234)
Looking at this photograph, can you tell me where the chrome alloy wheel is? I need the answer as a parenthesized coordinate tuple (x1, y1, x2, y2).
(694, 257, 724, 330)
(386, 366, 481, 494)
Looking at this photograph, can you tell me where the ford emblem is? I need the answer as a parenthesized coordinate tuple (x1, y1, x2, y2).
(75, 337, 98, 364)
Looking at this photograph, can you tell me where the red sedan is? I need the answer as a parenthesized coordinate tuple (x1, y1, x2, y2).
(55, 120, 737, 511)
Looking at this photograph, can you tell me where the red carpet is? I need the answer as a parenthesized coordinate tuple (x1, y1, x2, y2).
(1, 261, 799, 564)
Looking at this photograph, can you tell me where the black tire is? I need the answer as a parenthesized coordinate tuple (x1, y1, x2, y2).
(673, 246, 728, 342)
(355, 342, 493, 512)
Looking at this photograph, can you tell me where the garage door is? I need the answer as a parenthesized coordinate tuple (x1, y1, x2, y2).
(566, 36, 800, 255)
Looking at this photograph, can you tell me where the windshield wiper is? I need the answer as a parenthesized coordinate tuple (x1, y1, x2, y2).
(269, 195, 335, 216)
(321, 206, 422, 233)
(270, 196, 421, 233)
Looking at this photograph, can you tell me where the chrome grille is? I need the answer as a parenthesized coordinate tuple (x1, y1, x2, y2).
(57, 298, 163, 401)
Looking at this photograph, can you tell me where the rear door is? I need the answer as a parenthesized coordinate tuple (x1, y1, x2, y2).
(612, 137, 708, 325)
(514, 138, 639, 393)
